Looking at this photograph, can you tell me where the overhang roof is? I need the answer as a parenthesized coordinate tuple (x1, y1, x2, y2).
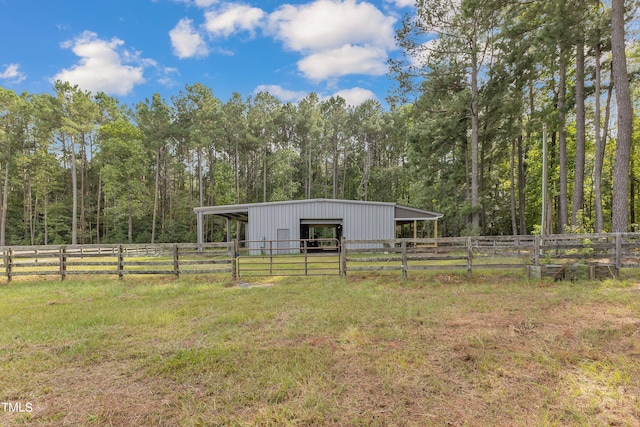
(193, 199, 443, 222)
(394, 205, 443, 222)
(193, 204, 250, 221)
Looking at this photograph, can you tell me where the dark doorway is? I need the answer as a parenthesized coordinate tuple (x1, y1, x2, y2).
(300, 220, 342, 252)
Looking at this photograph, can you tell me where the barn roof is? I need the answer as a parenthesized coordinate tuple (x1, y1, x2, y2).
(193, 198, 443, 222)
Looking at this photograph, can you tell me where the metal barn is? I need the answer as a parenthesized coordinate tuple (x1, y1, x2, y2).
(194, 199, 443, 254)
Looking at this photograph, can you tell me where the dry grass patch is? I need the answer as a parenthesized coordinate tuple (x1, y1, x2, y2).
(1, 274, 640, 426)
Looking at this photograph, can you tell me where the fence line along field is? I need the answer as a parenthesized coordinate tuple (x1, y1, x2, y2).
(1, 272, 640, 426)
(2, 232, 640, 282)
(0, 243, 235, 282)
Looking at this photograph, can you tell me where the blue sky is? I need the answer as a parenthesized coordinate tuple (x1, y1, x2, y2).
(0, 0, 414, 107)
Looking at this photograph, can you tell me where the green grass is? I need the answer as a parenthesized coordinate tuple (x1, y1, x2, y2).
(1, 273, 640, 426)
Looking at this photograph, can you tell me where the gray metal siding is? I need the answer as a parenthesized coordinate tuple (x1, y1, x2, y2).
(246, 200, 395, 253)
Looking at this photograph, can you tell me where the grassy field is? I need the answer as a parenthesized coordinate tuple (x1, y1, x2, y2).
(1, 272, 640, 426)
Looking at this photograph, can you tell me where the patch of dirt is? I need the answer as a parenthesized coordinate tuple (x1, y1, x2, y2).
(1, 362, 175, 427)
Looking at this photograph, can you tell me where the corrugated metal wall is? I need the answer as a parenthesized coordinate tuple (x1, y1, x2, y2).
(245, 200, 395, 253)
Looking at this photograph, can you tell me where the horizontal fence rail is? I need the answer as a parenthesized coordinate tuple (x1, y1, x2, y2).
(1, 233, 640, 282)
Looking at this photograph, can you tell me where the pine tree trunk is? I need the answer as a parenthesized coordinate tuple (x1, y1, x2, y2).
(71, 135, 78, 245)
(517, 133, 526, 235)
(593, 42, 611, 233)
(572, 38, 586, 227)
(198, 146, 204, 207)
(151, 147, 160, 243)
(1, 162, 10, 246)
(262, 146, 266, 202)
(611, 0, 633, 232)
(558, 56, 569, 233)
(128, 193, 133, 244)
(470, 47, 480, 232)
(332, 141, 339, 199)
(96, 177, 101, 244)
(44, 183, 49, 245)
(80, 136, 87, 244)
(510, 139, 517, 235)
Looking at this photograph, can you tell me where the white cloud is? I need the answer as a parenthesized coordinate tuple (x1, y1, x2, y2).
(254, 84, 307, 103)
(298, 45, 388, 81)
(385, 0, 414, 7)
(170, 18, 209, 58)
(53, 31, 146, 96)
(408, 38, 439, 68)
(0, 63, 26, 84)
(173, 0, 219, 7)
(204, 4, 265, 38)
(268, 0, 396, 52)
(157, 67, 180, 87)
(332, 87, 377, 106)
(267, 0, 396, 81)
(194, 0, 219, 7)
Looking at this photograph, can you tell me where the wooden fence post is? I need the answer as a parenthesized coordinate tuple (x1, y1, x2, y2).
(340, 238, 347, 278)
(615, 233, 622, 270)
(235, 241, 239, 278)
(6, 248, 12, 283)
(59, 246, 66, 281)
(118, 245, 124, 280)
(269, 240, 273, 275)
(303, 241, 308, 275)
(534, 235, 540, 265)
(466, 237, 473, 279)
(173, 244, 180, 278)
(231, 241, 237, 280)
(401, 240, 408, 280)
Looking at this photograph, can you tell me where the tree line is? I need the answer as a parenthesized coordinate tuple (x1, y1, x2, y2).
(391, 0, 639, 235)
(0, 0, 638, 245)
(0, 83, 415, 245)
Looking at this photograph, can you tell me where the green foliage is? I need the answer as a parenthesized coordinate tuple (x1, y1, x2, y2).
(1, 0, 639, 245)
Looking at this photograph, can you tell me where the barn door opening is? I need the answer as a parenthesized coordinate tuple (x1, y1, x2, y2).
(300, 219, 342, 252)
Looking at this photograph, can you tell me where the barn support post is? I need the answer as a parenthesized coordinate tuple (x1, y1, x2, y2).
(434, 220, 438, 244)
(226, 218, 231, 243)
(197, 211, 204, 247)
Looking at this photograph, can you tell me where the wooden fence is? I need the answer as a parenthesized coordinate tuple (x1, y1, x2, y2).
(341, 233, 640, 280)
(0, 243, 235, 282)
(1, 233, 639, 282)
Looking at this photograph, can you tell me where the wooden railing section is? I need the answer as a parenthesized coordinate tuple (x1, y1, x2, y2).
(0, 243, 235, 282)
(1, 233, 639, 281)
(341, 233, 640, 279)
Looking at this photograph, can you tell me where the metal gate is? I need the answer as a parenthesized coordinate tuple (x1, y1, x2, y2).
(236, 238, 341, 277)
